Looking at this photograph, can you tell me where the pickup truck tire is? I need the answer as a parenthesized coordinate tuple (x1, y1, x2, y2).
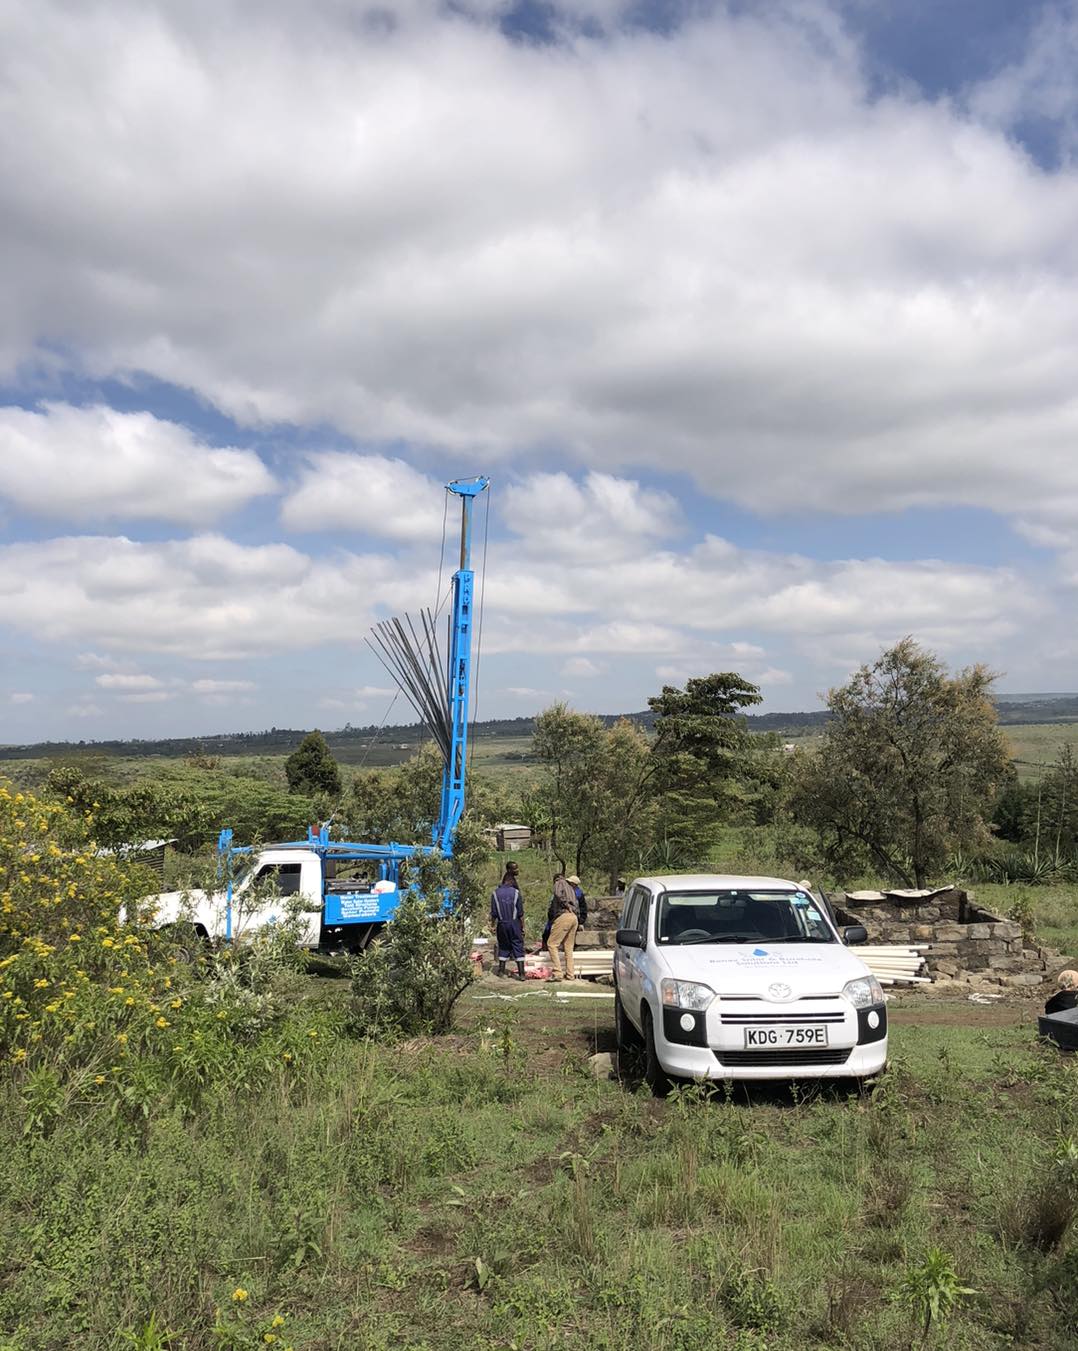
(158, 922, 209, 965)
(641, 1006, 672, 1098)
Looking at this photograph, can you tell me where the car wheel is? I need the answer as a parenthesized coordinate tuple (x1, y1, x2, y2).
(641, 1006, 672, 1098)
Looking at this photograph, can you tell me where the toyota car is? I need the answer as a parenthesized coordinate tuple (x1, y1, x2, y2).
(613, 874, 887, 1093)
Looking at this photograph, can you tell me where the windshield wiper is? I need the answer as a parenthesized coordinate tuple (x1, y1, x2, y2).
(760, 936, 835, 944)
(673, 933, 757, 945)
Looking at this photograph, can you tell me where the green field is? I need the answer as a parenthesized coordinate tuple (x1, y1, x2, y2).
(1003, 722, 1078, 780)
(3, 977, 1077, 1350)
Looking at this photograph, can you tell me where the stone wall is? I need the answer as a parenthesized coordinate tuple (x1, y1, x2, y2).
(837, 887, 1050, 989)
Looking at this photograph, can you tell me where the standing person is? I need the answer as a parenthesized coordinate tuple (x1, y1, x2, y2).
(490, 871, 526, 980)
(546, 872, 579, 982)
(567, 875, 588, 928)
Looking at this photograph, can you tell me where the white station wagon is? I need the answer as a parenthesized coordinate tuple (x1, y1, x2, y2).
(613, 874, 887, 1093)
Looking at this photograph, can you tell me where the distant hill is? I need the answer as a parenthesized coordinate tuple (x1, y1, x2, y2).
(3, 693, 1076, 762)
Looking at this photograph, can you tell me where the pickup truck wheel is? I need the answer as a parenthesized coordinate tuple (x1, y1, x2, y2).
(157, 922, 208, 965)
(641, 1007, 672, 1099)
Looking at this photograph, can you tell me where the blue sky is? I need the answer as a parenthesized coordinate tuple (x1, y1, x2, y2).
(2, 0, 1078, 742)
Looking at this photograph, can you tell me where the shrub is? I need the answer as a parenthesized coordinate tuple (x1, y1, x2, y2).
(0, 781, 336, 1124)
(349, 884, 476, 1041)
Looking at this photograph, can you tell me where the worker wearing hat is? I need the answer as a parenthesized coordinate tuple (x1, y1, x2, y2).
(567, 875, 588, 928)
(1045, 970, 1078, 1016)
(546, 872, 579, 982)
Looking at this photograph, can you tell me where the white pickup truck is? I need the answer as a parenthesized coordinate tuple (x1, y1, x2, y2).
(613, 873, 887, 1093)
(145, 839, 404, 954)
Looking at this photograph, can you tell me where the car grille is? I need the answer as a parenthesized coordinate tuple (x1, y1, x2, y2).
(714, 1048, 852, 1067)
(719, 1012, 845, 1025)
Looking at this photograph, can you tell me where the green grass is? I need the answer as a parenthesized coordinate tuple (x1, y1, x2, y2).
(1003, 722, 1078, 781)
(3, 982, 1078, 1350)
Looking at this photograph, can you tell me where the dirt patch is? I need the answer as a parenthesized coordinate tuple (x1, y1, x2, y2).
(887, 992, 1043, 1028)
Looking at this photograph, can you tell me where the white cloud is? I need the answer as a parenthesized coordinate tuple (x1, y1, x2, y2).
(503, 472, 680, 562)
(10, 692, 34, 704)
(118, 690, 172, 703)
(3, 2, 1078, 537)
(0, 403, 276, 524)
(281, 453, 445, 541)
(0, 533, 433, 660)
(66, 701, 103, 718)
(190, 679, 256, 694)
(562, 657, 604, 677)
(75, 651, 121, 671)
(95, 673, 162, 690)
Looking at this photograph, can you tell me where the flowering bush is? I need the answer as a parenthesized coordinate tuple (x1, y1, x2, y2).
(0, 782, 338, 1126)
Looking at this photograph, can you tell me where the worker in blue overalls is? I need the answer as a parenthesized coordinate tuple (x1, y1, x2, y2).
(490, 870, 526, 980)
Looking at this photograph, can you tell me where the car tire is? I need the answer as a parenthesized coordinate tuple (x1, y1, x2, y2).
(641, 1006, 672, 1098)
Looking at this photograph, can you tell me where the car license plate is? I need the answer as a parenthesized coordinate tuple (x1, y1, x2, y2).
(743, 1025, 828, 1048)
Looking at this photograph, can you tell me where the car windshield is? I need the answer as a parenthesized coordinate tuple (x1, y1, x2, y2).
(655, 890, 836, 946)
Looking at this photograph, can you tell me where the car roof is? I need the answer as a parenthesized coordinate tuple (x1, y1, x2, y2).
(633, 874, 800, 892)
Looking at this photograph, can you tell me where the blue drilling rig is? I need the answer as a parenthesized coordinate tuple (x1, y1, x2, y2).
(210, 476, 490, 952)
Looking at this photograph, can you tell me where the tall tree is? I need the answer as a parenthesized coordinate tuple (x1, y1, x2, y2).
(285, 730, 342, 797)
(788, 638, 1010, 887)
(531, 704, 610, 873)
(648, 673, 763, 857)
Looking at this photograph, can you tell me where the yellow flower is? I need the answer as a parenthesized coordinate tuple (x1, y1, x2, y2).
(93, 1074, 105, 1085)
(264, 1337, 276, 1345)
(125, 997, 135, 1007)
(271, 1315, 285, 1328)
(33, 979, 49, 989)
(232, 1288, 248, 1302)
(2, 991, 12, 1000)
(216, 1011, 227, 1020)
(169, 998, 182, 1009)
(43, 1003, 60, 1014)
(155, 1017, 169, 1029)
(116, 1032, 128, 1045)
(11, 1048, 26, 1063)
(68, 933, 81, 942)
(281, 1052, 293, 1062)
(101, 937, 115, 948)
(109, 987, 125, 996)
(307, 1029, 318, 1038)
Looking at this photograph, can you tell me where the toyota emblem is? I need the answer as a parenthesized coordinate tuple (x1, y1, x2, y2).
(767, 982, 793, 1001)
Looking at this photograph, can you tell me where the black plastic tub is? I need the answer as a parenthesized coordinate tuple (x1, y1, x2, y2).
(1038, 1006, 1078, 1051)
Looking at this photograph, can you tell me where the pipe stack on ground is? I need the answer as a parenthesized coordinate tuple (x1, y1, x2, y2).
(861, 945, 930, 985)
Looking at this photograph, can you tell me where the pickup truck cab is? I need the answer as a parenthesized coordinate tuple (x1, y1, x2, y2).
(613, 874, 887, 1093)
(145, 839, 406, 954)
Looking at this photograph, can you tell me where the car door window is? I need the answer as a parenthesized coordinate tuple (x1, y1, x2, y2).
(620, 888, 641, 931)
(636, 890, 651, 945)
(254, 863, 303, 897)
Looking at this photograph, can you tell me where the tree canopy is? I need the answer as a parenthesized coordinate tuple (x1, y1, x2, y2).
(530, 673, 763, 886)
(285, 731, 341, 797)
(788, 638, 1010, 887)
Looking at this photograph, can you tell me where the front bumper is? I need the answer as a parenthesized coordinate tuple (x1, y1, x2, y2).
(656, 997, 888, 1081)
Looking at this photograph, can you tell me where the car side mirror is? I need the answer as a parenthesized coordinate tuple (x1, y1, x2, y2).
(616, 928, 643, 948)
(843, 925, 868, 946)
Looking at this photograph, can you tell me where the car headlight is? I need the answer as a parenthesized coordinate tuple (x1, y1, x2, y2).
(661, 978, 716, 1012)
(842, 975, 884, 1008)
